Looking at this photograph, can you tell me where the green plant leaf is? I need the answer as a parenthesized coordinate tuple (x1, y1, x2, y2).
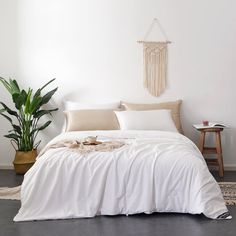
(0, 113, 13, 124)
(37, 120, 52, 131)
(9, 79, 20, 94)
(0, 102, 18, 117)
(0, 77, 12, 94)
(29, 96, 42, 114)
(13, 90, 27, 110)
(34, 140, 41, 149)
(33, 88, 41, 99)
(33, 108, 58, 119)
(12, 93, 20, 104)
(40, 87, 58, 106)
(40, 78, 56, 91)
(30, 120, 52, 137)
(4, 133, 20, 140)
(24, 88, 32, 114)
(12, 124, 22, 135)
(21, 90, 28, 101)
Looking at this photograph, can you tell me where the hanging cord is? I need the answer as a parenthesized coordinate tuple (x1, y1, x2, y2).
(138, 18, 171, 43)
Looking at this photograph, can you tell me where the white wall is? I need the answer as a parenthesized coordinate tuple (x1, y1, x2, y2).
(0, 0, 18, 167)
(0, 0, 236, 168)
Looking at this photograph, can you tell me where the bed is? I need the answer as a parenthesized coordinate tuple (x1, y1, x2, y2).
(14, 130, 230, 221)
(14, 100, 231, 221)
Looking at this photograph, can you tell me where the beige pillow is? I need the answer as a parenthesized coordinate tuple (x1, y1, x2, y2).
(64, 110, 119, 132)
(122, 100, 183, 133)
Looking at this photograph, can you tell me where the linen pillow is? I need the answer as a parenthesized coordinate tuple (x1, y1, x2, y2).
(62, 101, 121, 132)
(64, 101, 121, 111)
(114, 110, 178, 132)
(64, 110, 120, 132)
(122, 100, 183, 133)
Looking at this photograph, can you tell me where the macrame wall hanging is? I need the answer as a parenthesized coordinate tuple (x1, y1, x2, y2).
(138, 18, 171, 97)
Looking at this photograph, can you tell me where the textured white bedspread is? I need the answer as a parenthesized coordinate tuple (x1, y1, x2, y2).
(14, 130, 229, 221)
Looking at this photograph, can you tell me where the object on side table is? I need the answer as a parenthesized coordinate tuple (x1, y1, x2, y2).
(202, 120, 209, 126)
(193, 122, 228, 130)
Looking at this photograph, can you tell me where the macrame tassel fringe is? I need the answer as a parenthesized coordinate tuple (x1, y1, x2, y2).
(143, 42, 168, 97)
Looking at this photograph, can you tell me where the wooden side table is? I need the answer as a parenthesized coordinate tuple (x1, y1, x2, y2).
(197, 128, 224, 177)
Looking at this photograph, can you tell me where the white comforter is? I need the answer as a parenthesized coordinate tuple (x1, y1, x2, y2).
(14, 130, 229, 221)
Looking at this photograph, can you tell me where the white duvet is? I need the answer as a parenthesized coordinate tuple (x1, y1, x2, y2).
(14, 130, 230, 221)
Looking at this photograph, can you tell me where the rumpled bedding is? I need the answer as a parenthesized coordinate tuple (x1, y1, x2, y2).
(14, 130, 230, 221)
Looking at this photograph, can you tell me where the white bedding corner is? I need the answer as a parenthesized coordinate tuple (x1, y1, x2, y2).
(14, 130, 230, 221)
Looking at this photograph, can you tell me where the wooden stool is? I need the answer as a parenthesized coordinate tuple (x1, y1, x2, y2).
(198, 128, 224, 177)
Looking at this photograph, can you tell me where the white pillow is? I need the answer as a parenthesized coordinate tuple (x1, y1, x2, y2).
(64, 101, 121, 111)
(114, 110, 178, 132)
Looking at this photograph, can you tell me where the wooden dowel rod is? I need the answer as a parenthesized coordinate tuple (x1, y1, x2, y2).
(137, 40, 171, 44)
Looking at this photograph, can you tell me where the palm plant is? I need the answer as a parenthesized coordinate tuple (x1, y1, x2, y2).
(0, 77, 58, 151)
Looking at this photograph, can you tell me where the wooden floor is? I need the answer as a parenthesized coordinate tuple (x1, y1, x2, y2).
(0, 170, 236, 236)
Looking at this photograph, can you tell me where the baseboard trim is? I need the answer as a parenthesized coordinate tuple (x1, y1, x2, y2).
(223, 165, 236, 171)
(0, 165, 14, 170)
(210, 165, 236, 171)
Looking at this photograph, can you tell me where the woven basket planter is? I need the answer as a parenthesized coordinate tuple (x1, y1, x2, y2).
(13, 149, 37, 174)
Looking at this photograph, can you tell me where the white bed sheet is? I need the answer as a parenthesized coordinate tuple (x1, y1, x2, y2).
(14, 130, 229, 221)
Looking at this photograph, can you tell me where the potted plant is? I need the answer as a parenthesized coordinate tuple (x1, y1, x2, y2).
(0, 77, 58, 174)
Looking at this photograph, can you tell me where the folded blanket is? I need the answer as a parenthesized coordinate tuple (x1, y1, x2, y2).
(38, 139, 126, 157)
